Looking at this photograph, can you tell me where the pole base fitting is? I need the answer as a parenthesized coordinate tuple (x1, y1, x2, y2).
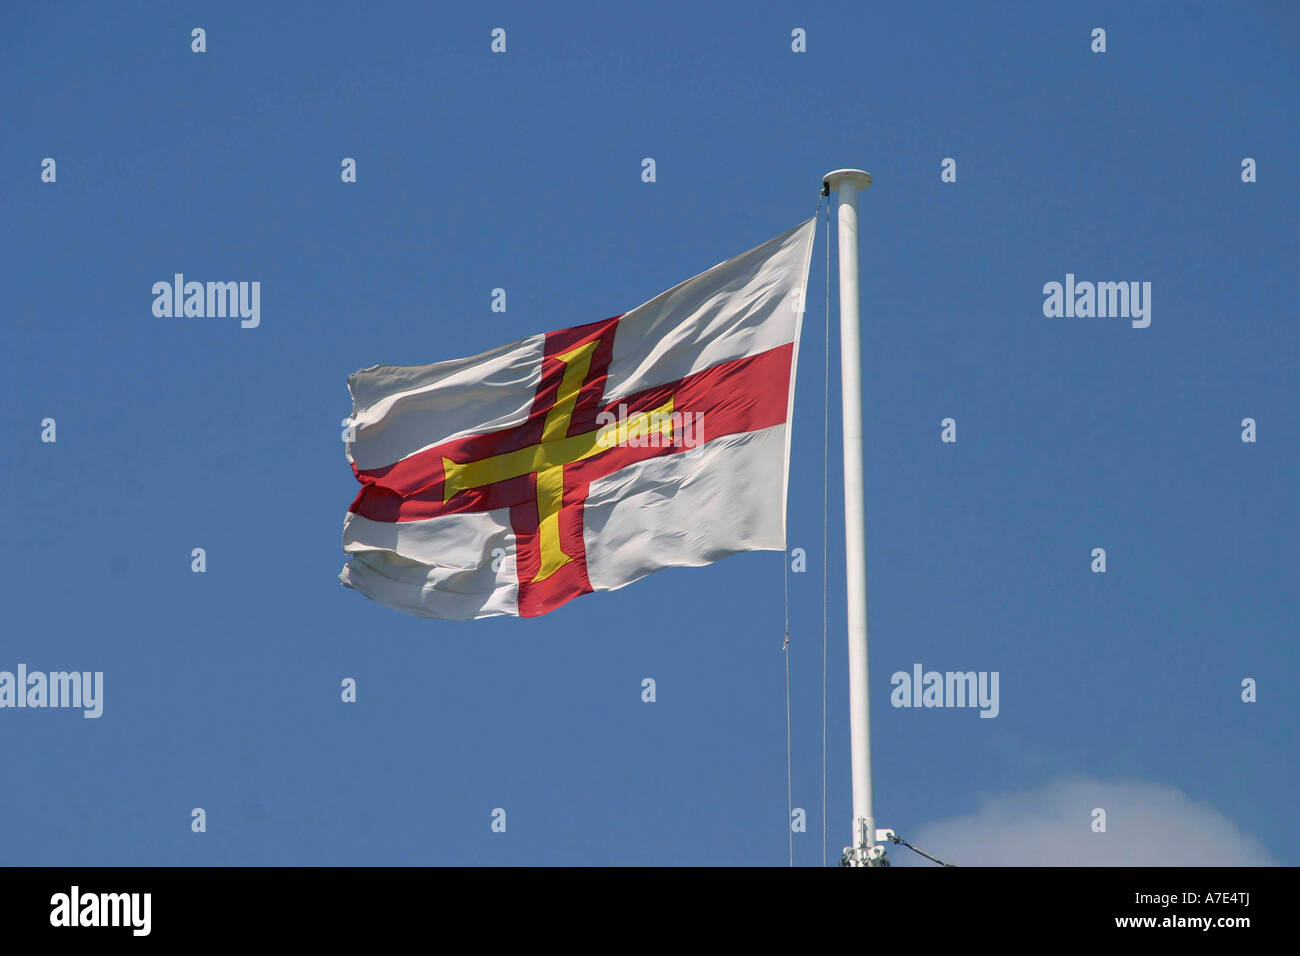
(839, 844, 890, 867)
(839, 825, 895, 867)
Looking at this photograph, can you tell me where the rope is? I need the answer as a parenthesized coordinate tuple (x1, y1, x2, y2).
(782, 213, 795, 862)
(783, 534, 792, 866)
(784, 632, 792, 867)
(821, 192, 832, 868)
(782, 193, 829, 868)
(888, 833, 957, 867)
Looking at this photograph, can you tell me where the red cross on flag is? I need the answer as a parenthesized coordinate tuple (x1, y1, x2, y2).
(340, 218, 816, 619)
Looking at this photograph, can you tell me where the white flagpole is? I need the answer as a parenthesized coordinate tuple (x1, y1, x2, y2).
(823, 169, 888, 867)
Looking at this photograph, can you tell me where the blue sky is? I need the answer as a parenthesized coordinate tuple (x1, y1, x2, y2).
(2, 1, 1295, 865)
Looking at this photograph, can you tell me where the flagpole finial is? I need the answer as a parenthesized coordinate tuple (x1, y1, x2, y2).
(822, 169, 872, 193)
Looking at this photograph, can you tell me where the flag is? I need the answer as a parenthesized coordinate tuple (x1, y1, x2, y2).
(340, 218, 816, 619)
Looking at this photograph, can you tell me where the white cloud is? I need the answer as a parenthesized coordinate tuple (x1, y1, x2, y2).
(890, 776, 1274, 866)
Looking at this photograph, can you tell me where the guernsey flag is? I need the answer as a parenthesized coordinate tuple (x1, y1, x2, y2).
(340, 219, 815, 619)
